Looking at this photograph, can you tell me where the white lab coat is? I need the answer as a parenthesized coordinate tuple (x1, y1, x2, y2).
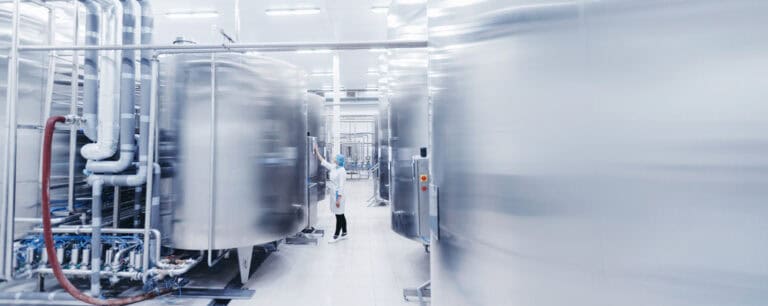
(321, 160, 347, 215)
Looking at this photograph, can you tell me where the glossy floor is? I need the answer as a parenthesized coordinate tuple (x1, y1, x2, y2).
(146, 179, 430, 306)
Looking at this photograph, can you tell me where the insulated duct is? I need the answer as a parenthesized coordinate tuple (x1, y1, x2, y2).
(81, 0, 122, 161)
(85, 0, 137, 173)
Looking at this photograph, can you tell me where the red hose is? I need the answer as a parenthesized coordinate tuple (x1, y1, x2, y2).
(42, 116, 164, 305)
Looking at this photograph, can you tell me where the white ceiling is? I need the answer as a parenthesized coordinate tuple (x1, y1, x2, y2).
(152, 0, 391, 90)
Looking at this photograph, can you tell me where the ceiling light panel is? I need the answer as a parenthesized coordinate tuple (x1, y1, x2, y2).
(265, 7, 321, 16)
(165, 10, 219, 19)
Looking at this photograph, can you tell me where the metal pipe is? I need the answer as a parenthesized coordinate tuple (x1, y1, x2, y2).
(112, 186, 119, 228)
(36, 268, 141, 279)
(85, 0, 152, 187)
(17, 39, 429, 52)
(1, 0, 21, 280)
(149, 163, 160, 257)
(142, 57, 159, 274)
(149, 254, 202, 279)
(42, 117, 164, 305)
(31, 227, 162, 263)
(133, 186, 141, 227)
(85, 0, 137, 173)
(68, 2, 80, 213)
(14, 213, 81, 225)
(111, 244, 138, 271)
(234, 0, 241, 42)
(41, 6, 57, 143)
(90, 179, 104, 296)
(79, 0, 100, 141)
(206, 53, 217, 267)
(81, 0, 123, 161)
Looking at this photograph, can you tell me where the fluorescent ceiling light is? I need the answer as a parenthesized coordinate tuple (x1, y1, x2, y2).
(311, 71, 334, 77)
(297, 49, 333, 54)
(265, 7, 321, 16)
(165, 10, 219, 19)
(367, 71, 380, 76)
(371, 6, 389, 14)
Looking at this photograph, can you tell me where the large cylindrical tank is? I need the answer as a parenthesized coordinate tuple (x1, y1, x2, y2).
(376, 97, 390, 201)
(305, 93, 326, 229)
(158, 53, 306, 250)
(307, 93, 327, 202)
(429, 1, 768, 305)
(387, 1, 429, 244)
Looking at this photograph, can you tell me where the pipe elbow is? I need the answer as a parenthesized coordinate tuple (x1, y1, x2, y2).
(85, 150, 135, 173)
(80, 140, 119, 161)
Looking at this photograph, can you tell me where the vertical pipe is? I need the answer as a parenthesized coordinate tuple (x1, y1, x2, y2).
(138, 0, 153, 232)
(149, 163, 160, 264)
(41, 7, 57, 141)
(85, 0, 136, 173)
(112, 186, 119, 228)
(80, 0, 99, 141)
(133, 186, 141, 227)
(1, 0, 21, 280)
(234, 0, 241, 42)
(332, 53, 341, 157)
(207, 53, 217, 266)
(90, 179, 104, 297)
(68, 3, 80, 213)
(80, 0, 122, 161)
(141, 57, 158, 274)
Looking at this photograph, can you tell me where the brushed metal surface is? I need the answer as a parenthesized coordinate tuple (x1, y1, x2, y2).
(376, 98, 390, 201)
(387, 1, 430, 243)
(158, 53, 306, 250)
(307, 93, 327, 201)
(429, 1, 768, 305)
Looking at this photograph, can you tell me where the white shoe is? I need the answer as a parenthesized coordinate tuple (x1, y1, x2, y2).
(338, 234, 349, 241)
(329, 236, 340, 243)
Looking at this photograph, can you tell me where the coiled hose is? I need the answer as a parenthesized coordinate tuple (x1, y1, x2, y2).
(42, 116, 165, 305)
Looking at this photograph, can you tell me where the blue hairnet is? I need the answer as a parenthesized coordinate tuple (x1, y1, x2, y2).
(335, 154, 346, 167)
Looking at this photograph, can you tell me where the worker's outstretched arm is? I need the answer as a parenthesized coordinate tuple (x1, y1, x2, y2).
(314, 142, 333, 170)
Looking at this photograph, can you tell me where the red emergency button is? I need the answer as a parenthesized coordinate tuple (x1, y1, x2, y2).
(420, 175, 428, 182)
(421, 186, 428, 192)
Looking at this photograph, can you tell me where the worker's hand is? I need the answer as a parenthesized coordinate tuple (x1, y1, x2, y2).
(313, 142, 319, 155)
(336, 201, 340, 208)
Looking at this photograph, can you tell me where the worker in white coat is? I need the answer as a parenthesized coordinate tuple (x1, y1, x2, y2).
(315, 143, 348, 243)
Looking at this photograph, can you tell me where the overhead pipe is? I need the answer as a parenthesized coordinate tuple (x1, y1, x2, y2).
(85, 0, 137, 173)
(81, 0, 123, 161)
(17, 39, 430, 52)
(42, 116, 165, 305)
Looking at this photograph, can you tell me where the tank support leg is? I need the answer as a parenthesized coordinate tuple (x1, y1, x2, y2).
(236, 246, 253, 285)
(403, 280, 431, 306)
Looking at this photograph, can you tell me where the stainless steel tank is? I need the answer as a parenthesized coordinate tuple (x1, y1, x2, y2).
(306, 93, 327, 202)
(376, 97, 390, 201)
(305, 93, 326, 229)
(429, 1, 768, 305)
(387, 2, 429, 244)
(158, 53, 307, 250)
